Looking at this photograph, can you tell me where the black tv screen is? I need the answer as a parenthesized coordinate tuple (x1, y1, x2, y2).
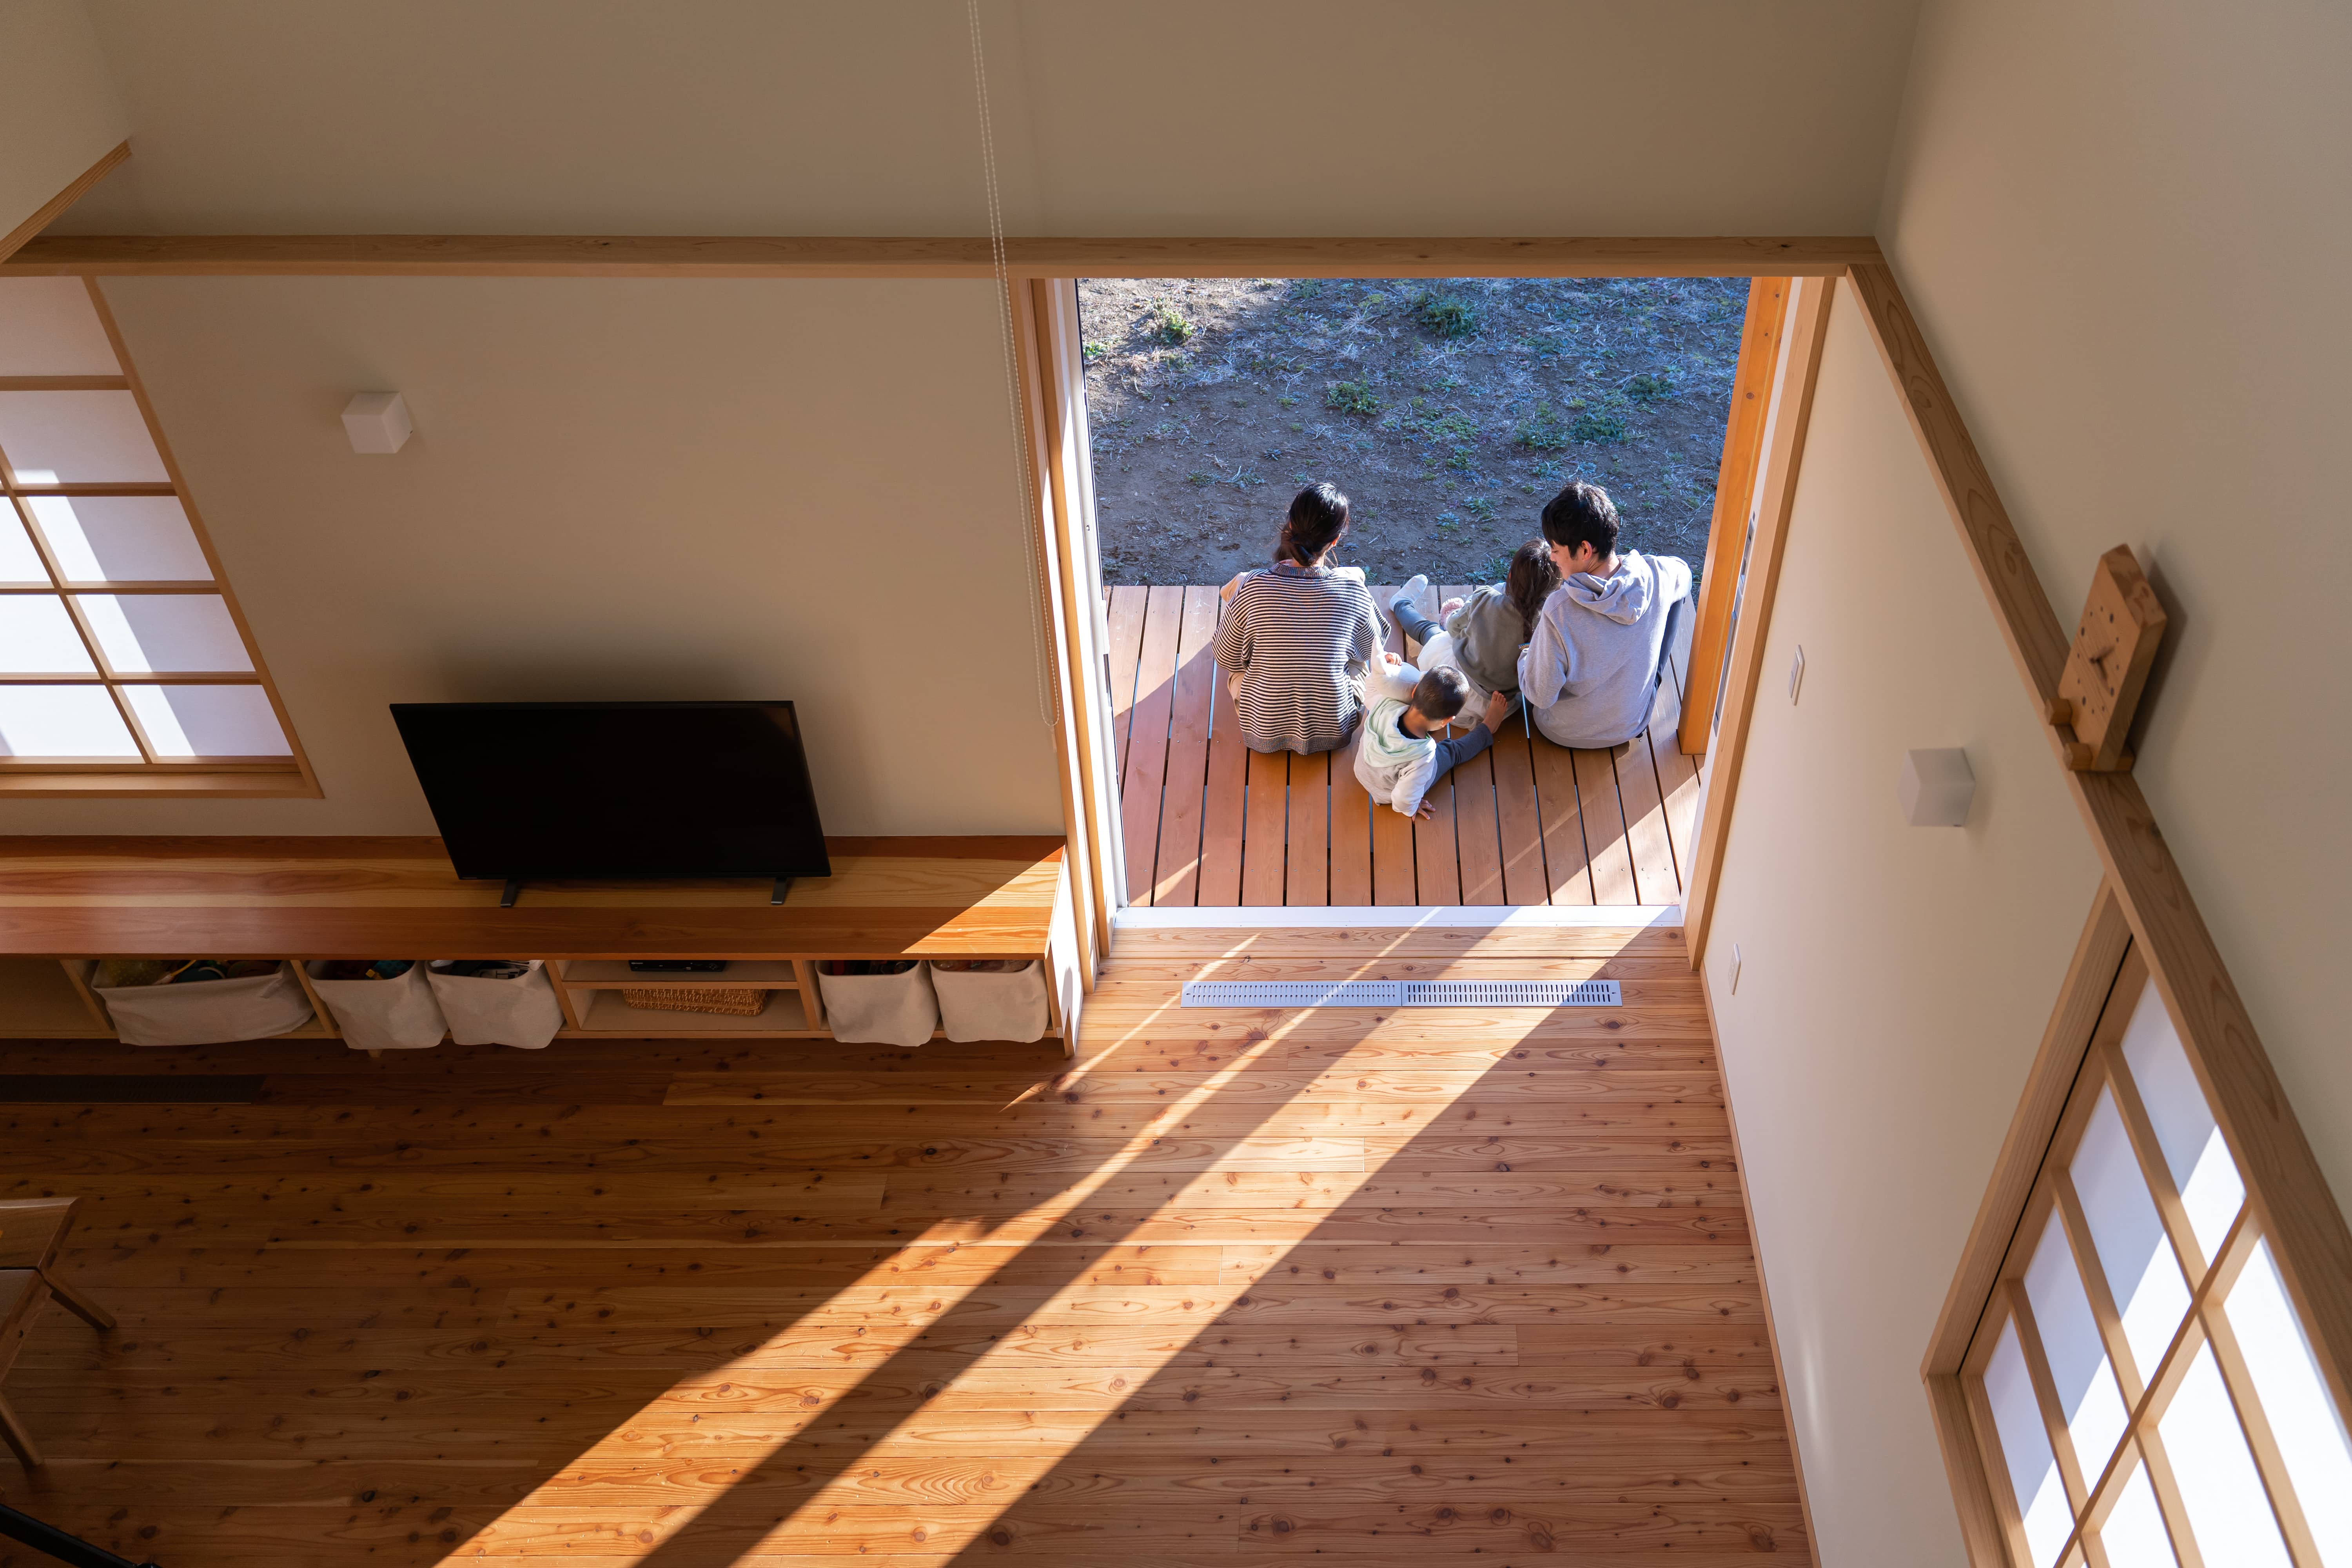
(390, 702, 831, 881)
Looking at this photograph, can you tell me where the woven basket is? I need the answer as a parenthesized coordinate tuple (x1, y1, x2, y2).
(621, 986, 767, 1017)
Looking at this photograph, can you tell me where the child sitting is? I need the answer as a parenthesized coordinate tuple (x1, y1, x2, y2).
(1352, 654, 1516, 819)
(1387, 540, 1563, 711)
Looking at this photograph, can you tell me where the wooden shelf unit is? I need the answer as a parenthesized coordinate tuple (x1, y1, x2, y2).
(0, 836, 1075, 1052)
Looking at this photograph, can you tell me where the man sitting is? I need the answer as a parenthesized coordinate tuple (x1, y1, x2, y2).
(1517, 480, 1692, 749)
(1353, 656, 1515, 819)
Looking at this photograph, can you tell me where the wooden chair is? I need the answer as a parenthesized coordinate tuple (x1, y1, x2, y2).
(0, 1197, 114, 1467)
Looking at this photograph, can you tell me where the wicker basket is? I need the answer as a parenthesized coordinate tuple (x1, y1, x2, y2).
(621, 986, 767, 1017)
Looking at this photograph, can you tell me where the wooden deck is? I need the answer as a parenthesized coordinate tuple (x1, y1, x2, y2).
(1109, 584, 1703, 907)
(0, 921, 1809, 1564)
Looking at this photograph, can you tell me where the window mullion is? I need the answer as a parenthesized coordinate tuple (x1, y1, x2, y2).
(2102, 1035, 2209, 1281)
(2053, 1170, 2145, 1406)
(2003, 1277, 2093, 1514)
(1964, 1350, 2043, 1568)
(2128, 1430, 2209, 1568)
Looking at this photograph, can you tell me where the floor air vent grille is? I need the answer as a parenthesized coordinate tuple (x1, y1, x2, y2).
(1180, 979, 1619, 1009)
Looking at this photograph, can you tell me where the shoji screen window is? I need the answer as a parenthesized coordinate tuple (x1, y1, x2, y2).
(0, 277, 312, 794)
(1966, 947, 2352, 1566)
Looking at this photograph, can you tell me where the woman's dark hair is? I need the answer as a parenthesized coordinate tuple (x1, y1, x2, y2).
(1504, 538, 1561, 636)
(1539, 479, 1621, 561)
(1274, 482, 1351, 566)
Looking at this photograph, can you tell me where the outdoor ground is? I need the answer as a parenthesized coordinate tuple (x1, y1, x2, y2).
(1079, 275, 1747, 588)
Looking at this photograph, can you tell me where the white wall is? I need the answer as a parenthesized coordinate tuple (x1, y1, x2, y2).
(1706, 287, 2104, 1563)
(0, 277, 1063, 837)
(0, 0, 125, 241)
(53, 0, 1920, 236)
(1880, 0, 2352, 1222)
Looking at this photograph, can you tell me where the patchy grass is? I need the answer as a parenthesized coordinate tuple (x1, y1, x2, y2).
(1147, 300, 1196, 345)
(1080, 275, 1744, 586)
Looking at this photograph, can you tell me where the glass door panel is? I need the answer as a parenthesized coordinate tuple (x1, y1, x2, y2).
(2158, 1343, 2294, 1568)
(2116, 976, 2245, 1264)
(1988, 1318, 2075, 1566)
(2225, 1240, 2352, 1563)
(2071, 1087, 2192, 1382)
(2094, 1457, 2180, 1568)
(2024, 1209, 2130, 1481)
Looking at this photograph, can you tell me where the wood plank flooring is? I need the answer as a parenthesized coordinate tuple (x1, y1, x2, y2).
(1112, 585, 1702, 908)
(0, 924, 1808, 1564)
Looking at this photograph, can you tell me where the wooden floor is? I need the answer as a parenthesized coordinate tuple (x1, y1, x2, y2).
(0, 924, 1808, 1564)
(1109, 586, 1703, 908)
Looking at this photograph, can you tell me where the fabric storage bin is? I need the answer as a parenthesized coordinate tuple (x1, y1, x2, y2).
(817, 961, 937, 1047)
(426, 960, 564, 1049)
(931, 960, 1049, 1044)
(306, 961, 446, 1051)
(95, 960, 314, 1047)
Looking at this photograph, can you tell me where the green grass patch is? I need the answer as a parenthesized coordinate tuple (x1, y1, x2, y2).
(1515, 407, 1572, 451)
(1325, 379, 1380, 415)
(1082, 339, 1111, 363)
(1147, 300, 1196, 345)
(1569, 408, 1629, 444)
(1623, 370, 1677, 402)
(1410, 290, 1481, 339)
(1465, 496, 1496, 522)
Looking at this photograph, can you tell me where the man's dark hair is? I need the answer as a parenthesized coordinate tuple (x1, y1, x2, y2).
(1410, 665, 1470, 722)
(1539, 480, 1621, 561)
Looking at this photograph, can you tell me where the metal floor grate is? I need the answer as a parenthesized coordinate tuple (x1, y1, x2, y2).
(1180, 978, 1620, 1008)
(1402, 979, 1621, 1007)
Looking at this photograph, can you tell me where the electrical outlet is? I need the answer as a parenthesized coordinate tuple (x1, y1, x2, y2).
(1730, 943, 1743, 995)
(1788, 646, 1806, 705)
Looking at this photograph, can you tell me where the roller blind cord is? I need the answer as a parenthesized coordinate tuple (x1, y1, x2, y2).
(967, 0, 1059, 726)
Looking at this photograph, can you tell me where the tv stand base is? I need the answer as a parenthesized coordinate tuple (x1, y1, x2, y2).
(501, 878, 522, 908)
(771, 876, 791, 906)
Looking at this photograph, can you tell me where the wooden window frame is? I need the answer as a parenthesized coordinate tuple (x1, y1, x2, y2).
(0, 277, 318, 797)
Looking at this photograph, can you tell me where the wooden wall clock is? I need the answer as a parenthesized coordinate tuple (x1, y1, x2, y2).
(2048, 544, 2166, 771)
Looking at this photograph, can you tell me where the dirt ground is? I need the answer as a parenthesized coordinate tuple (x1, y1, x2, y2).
(1078, 276, 1746, 589)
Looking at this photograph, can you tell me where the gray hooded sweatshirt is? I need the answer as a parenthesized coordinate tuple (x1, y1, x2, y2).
(1516, 550, 1692, 749)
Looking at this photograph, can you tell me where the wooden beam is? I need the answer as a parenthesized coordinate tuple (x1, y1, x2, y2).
(1679, 277, 1791, 756)
(1679, 274, 1835, 967)
(0, 140, 128, 266)
(1846, 259, 2352, 1498)
(2, 232, 1883, 280)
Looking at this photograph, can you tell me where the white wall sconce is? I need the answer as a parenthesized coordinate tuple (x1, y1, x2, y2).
(342, 392, 413, 454)
(1900, 747, 1976, 827)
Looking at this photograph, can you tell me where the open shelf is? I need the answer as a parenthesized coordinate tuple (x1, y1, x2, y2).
(573, 987, 816, 1035)
(555, 960, 802, 989)
(0, 959, 111, 1038)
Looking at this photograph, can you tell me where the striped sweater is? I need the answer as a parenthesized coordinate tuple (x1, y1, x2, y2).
(1212, 563, 1389, 754)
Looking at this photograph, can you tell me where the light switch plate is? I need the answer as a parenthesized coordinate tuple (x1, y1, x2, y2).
(1788, 646, 1806, 705)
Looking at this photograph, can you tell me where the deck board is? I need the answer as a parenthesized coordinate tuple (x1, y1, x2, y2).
(1285, 750, 1330, 907)
(1118, 587, 1184, 903)
(1112, 584, 1700, 909)
(0, 933, 1811, 1566)
(1197, 595, 1247, 907)
(1148, 587, 1220, 907)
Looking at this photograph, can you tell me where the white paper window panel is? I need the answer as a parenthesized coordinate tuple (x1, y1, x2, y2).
(2158, 1343, 2293, 1568)
(0, 390, 167, 483)
(2116, 975, 2245, 1263)
(2095, 1459, 2180, 1568)
(0, 595, 96, 672)
(123, 686, 288, 758)
(0, 278, 120, 376)
(27, 494, 211, 581)
(2072, 1087, 2191, 1383)
(2024, 1210, 2129, 1481)
(77, 595, 250, 673)
(0, 685, 138, 756)
(0, 507, 46, 580)
(1986, 1318, 2074, 1567)
(2225, 1240, 2352, 1564)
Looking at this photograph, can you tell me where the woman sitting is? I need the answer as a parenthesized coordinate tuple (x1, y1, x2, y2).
(1213, 482, 1388, 754)
(1386, 539, 1561, 712)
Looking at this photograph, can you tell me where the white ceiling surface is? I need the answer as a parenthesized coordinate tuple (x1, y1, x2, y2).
(55, 0, 1924, 237)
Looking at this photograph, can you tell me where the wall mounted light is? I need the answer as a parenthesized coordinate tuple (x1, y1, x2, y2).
(342, 392, 413, 454)
(1900, 747, 1976, 827)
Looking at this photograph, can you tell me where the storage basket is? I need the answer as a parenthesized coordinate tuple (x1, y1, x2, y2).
(94, 960, 316, 1047)
(815, 961, 937, 1047)
(931, 959, 1049, 1043)
(306, 960, 447, 1051)
(622, 987, 766, 1017)
(426, 960, 565, 1049)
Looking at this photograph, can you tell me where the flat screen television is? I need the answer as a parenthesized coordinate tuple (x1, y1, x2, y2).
(390, 701, 831, 882)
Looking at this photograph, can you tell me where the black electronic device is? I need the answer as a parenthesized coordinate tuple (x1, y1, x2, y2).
(628, 960, 729, 973)
(389, 702, 831, 888)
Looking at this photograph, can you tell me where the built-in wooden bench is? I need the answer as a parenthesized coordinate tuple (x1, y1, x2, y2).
(0, 836, 1076, 1051)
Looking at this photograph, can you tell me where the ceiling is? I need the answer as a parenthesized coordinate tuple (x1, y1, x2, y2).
(55, 0, 1926, 238)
